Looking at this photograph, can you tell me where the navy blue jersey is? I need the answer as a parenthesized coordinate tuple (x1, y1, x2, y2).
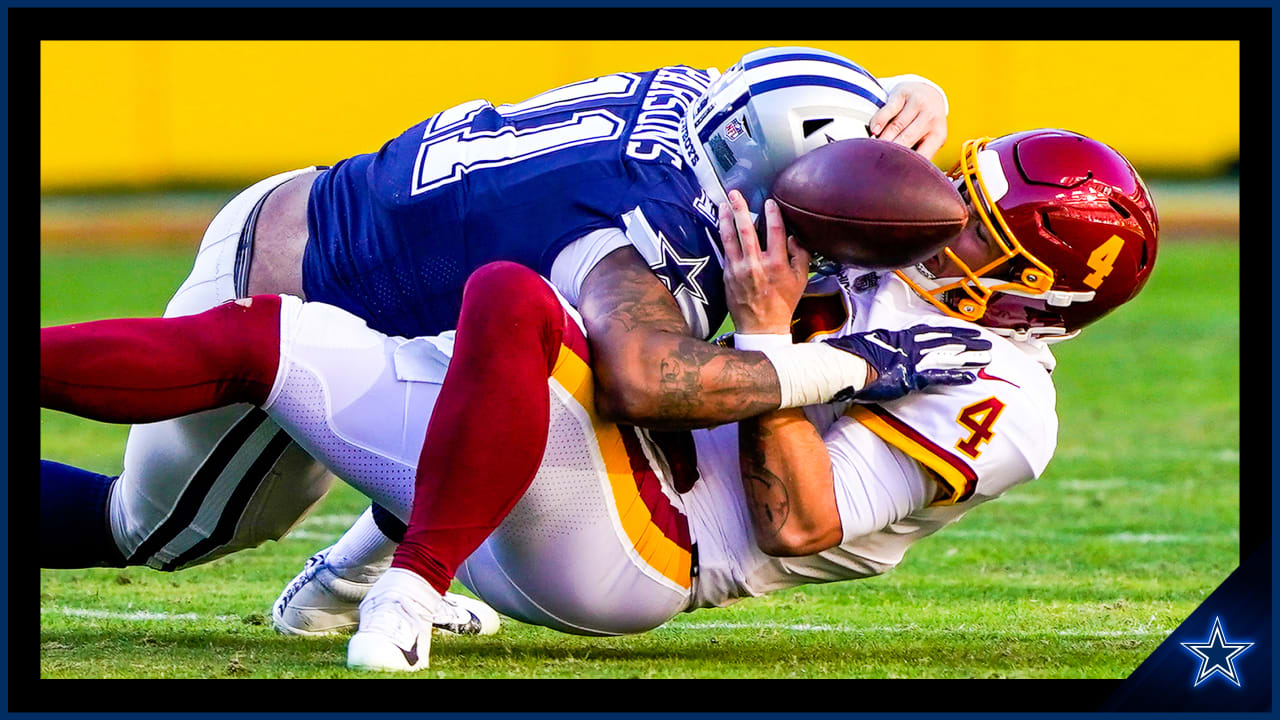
(303, 66, 728, 339)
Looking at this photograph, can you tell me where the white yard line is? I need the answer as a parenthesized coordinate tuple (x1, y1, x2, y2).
(279, 530, 344, 542)
(280, 514, 365, 541)
(42, 607, 239, 622)
(1055, 447, 1239, 463)
(40, 606, 1171, 638)
(671, 621, 1172, 637)
(294, 514, 362, 528)
(937, 528, 1235, 543)
(946, 473, 1237, 504)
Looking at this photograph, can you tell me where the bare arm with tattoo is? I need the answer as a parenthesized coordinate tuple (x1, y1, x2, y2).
(578, 191, 812, 429)
(579, 189, 875, 429)
(720, 194, 843, 555)
(739, 408, 843, 556)
(578, 245, 782, 429)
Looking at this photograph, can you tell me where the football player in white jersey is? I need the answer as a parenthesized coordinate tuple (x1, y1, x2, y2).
(334, 127, 1155, 672)
(339, 128, 1155, 672)
(41, 128, 1159, 672)
(41, 203, 992, 663)
(40, 46, 950, 587)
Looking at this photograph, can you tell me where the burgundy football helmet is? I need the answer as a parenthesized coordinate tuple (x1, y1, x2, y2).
(896, 129, 1159, 342)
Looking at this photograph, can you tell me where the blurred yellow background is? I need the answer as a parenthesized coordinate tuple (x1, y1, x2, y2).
(42, 40, 1238, 191)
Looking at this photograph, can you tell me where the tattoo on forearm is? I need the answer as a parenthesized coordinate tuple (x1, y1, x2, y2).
(651, 337, 779, 425)
(741, 421, 789, 538)
(609, 297, 686, 335)
(657, 353, 702, 415)
(596, 259, 690, 336)
(582, 247, 782, 426)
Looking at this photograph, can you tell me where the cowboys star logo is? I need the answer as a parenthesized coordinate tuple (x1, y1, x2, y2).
(649, 233, 710, 306)
(1180, 616, 1255, 687)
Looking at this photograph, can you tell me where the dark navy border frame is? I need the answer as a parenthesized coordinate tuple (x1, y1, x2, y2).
(11, 3, 1271, 718)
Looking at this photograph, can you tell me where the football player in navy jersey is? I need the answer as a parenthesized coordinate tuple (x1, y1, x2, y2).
(282, 126, 1158, 671)
(41, 48, 949, 603)
(42, 128, 1158, 672)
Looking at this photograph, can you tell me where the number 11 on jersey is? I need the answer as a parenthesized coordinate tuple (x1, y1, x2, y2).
(411, 74, 639, 196)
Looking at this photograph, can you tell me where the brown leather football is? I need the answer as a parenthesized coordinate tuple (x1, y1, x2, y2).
(770, 138, 968, 270)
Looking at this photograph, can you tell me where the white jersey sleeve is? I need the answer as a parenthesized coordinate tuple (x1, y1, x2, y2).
(548, 228, 632, 307)
(682, 273, 1060, 604)
(842, 339, 1057, 506)
(820, 411, 938, 542)
(752, 332, 1056, 591)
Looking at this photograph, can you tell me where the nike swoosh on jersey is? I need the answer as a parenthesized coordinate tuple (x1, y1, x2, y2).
(978, 368, 1020, 388)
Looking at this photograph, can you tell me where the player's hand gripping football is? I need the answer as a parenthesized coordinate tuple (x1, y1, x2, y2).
(720, 189, 811, 335)
(827, 324, 993, 403)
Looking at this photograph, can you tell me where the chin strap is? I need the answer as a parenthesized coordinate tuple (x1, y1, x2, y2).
(997, 326, 1081, 344)
(894, 268, 1084, 346)
(997, 286, 1096, 308)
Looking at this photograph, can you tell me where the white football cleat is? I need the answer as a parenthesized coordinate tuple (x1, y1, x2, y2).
(273, 547, 501, 638)
(346, 568, 439, 672)
(272, 547, 378, 636)
(435, 592, 502, 637)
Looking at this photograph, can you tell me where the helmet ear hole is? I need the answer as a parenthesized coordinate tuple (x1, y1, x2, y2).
(1039, 211, 1059, 240)
(803, 118, 835, 137)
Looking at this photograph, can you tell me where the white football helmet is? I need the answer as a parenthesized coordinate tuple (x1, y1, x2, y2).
(681, 46, 887, 214)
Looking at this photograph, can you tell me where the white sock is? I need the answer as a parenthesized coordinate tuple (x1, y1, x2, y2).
(326, 507, 396, 583)
(370, 568, 444, 617)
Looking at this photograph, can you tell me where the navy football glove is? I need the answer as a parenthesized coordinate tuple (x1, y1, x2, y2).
(825, 324, 993, 403)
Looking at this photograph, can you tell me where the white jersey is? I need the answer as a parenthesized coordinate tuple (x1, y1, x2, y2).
(682, 270, 1058, 609)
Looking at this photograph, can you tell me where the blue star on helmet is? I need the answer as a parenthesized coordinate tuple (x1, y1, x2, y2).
(649, 233, 710, 306)
(1180, 616, 1255, 687)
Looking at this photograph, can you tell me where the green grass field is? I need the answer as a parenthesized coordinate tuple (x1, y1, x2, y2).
(38, 238, 1240, 681)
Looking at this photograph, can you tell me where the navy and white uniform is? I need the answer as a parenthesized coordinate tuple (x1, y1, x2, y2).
(108, 58, 937, 571)
(111, 65, 730, 569)
(303, 66, 727, 340)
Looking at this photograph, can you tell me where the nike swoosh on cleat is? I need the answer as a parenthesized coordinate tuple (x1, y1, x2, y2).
(399, 638, 419, 666)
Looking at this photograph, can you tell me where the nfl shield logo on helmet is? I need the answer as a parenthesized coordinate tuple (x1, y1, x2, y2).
(724, 117, 746, 142)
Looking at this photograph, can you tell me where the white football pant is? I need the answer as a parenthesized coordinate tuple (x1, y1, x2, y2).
(266, 295, 696, 635)
(109, 167, 335, 570)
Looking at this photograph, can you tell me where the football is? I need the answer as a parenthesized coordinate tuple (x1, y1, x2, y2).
(770, 138, 968, 270)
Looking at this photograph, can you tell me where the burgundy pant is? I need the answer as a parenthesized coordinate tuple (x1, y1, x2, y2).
(41, 296, 282, 423)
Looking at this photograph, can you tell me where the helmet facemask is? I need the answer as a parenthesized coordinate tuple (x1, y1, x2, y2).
(896, 137, 1093, 342)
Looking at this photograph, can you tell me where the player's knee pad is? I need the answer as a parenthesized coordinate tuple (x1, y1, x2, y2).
(460, 262, 566, 370)
(264, 297, 427, 522)
(462, 262, 561, 327)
